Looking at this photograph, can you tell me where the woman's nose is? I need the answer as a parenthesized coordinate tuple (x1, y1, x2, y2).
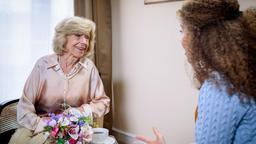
(79, 35, 88, 44)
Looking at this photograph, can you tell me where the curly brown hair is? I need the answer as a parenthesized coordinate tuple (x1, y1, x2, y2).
(177, 0, 256, 100)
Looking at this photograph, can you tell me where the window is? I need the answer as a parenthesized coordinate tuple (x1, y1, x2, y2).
(0, 0, 74, 102)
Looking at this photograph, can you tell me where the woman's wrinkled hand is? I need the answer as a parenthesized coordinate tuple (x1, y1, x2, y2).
(63, 107, 83, 115)
(34, 117, 52, 134)
(136, 127, 165, 144)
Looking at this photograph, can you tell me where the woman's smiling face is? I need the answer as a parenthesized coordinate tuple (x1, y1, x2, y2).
(64, 34, 90, 58)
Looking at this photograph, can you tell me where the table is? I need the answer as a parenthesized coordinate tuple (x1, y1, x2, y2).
(91, 135, 117, 144)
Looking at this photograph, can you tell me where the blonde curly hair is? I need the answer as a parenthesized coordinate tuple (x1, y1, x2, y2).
(177, 0, 256, 100)
(53, 16, 96, 58)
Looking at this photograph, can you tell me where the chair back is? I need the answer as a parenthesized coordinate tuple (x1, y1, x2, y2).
(0, 99, 19, 143)
(0, 99, 19, 134)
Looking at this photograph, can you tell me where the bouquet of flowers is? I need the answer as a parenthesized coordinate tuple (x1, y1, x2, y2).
(43, 107, 93, 144)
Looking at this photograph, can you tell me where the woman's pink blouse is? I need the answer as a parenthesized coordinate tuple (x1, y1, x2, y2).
(17, 54, 110, 131)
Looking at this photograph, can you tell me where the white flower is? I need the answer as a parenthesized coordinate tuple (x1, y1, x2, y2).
(58, 116, 70, 126)
(69, 108, 82, 117)
(82, 105, 92, 117)
(69, 116, 79, 122)
(80, 125, 93, 142)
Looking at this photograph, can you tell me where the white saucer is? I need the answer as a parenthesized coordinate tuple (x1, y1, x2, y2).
(91, 136, 116, 144)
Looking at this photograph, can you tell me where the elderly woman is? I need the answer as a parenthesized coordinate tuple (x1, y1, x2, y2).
(9, 16, 110, 144)
(137, 0, 256, 143)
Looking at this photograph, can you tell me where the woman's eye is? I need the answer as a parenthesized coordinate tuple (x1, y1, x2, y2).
(75, 34, 81, 37)
(179, 30, 183, 33)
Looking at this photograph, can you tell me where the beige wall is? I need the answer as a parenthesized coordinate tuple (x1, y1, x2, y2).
(111, 0, 256, 143)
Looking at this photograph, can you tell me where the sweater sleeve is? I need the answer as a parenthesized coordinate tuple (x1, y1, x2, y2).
(195, 80, 248, 144)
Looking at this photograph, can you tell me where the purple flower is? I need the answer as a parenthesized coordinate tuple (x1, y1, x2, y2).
(49, 113, 55, 117)
(52, 114, 62, 121)
(79, 121, 85, 126)
(47, 119, 57, 127)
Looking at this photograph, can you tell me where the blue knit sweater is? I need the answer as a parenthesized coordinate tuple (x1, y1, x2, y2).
(195, 79, 256, 144)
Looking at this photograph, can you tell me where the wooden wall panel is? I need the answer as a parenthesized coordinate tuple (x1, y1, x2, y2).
(74, 0, 113, 131)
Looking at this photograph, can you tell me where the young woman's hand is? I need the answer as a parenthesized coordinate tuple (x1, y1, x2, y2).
(136, 127, 165, 144)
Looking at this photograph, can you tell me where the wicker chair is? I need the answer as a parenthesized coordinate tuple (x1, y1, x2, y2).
(0, 99, 19, 143)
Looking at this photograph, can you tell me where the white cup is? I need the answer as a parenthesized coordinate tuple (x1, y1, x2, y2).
(92, 128, 109, 143)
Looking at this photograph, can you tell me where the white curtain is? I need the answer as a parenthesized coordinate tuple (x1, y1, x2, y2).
(0, 0, 74, 102)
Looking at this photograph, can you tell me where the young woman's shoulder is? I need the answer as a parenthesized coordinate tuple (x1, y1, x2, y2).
(196, 77, 256, 143)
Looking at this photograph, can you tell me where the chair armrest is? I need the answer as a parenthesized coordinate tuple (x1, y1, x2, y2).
(0, 99, 19, 114)
(93, 116, 104, 128)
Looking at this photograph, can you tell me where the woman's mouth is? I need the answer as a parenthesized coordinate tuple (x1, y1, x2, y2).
(76, 47, 85, 51)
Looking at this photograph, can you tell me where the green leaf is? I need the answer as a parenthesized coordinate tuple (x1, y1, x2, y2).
(78, 116, 93, 124)
(57, 138, 65, 144)
(43, 126, 53, 132)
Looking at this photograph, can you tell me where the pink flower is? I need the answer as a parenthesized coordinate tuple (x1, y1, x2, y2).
(68, 138, 77, 144)
(51, 126, 59, 137)
(68, 126, 79, 140)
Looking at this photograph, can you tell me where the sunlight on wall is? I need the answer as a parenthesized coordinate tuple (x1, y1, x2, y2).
(0, 0, 74, 103)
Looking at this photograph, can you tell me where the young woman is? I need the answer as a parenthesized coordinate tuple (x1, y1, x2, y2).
(137, 0, 256, 143)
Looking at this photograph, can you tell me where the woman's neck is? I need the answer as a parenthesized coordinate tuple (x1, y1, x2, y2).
(59, 54, 79, 74)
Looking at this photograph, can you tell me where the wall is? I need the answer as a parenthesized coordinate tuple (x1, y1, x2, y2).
(111, 0, 256, 143)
